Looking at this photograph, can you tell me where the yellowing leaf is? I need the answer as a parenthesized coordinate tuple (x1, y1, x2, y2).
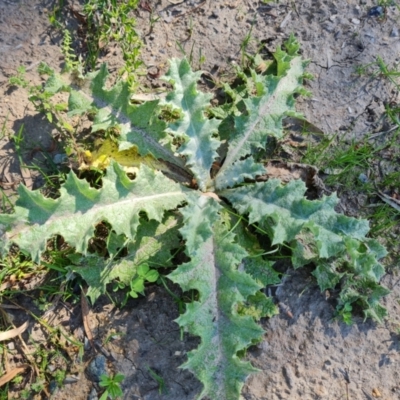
(80, 138, 164, 172)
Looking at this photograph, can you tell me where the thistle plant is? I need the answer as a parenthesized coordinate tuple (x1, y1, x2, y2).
(0, 35, 389, 399)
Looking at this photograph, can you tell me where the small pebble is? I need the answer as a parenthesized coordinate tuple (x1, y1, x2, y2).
(49, 381, 58, 394)
(64, 375, 80, 384)
(87, 388, 99, 400)
(390, 27, 399, 37)
(47, 364, 56, 372)
(86, 354, 107, 382)
(351, 18, 361, 25)
(321, 22, 335, 33)
(53, 153, 67, 164)
(358, 173, 368, 184)
(368, 6, 384, 18)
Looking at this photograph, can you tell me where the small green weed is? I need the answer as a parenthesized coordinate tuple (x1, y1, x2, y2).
(61, 29, 84, 77)
(99, 373, 124, 400)
(147, 367, 166, 395)
(336, 302, 353, 325)
(82, 0, 142, 89)
(8, 66, 29, 88)
(112, 263, 159, 306)
(48, 0, 65, 28)
(355, 55, 400, 91)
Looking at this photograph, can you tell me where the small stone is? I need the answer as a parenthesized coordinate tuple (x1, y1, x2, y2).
(7, 342, 15, 350)
(49, 381, 58, 394)
(351, 18, 361, 25)
(358, 173, 368, 183)
(87, 388, 99, 400)
(86, 355, 107, 382)
(53, 153, 67, 164)
(368, 6, 384, 18)
(47, 364, 56, 372)
(64, 375, 79, 384)
(321, 22, 335, 33)
(390, 27, 399, 37)
(282, 365, 296, 389)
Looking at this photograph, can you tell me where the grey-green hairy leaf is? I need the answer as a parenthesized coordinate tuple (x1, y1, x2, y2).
(216, 41, 308, 182)
(163, 59, 220, 191)
(168, 196, 264, 399)
(0, 163, 186, 261)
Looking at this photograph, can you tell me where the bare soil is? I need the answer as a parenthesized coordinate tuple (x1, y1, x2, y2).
(1, 0, 400, 399)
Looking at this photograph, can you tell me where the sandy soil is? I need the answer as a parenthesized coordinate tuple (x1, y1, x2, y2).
(0, 0, 400, 399)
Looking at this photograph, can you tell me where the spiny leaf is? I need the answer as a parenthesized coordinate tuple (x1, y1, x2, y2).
(243, 258, 281, 287)
(237, 291, 279, 320)
(214, 156, 265, 190)
(311, 261, 343, 292)
(220, 179, 369, 254)
(219, 209, 281, 287)
(0, 163, 186, 262)
(88, 66, 185, 170)
(338, 279, 390, 324)
(168, 196, 264, 400)
(163, 59, 221, 191)
(216, 51, 307, 185)
(221, 178, 388, 323)
(69, 216, 179, 304)
(46, 65, 188, 174)
(123, 213, 181, 269)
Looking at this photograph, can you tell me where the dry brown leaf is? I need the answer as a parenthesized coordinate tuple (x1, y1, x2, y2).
(201, 192, 221, 202)
(0, 320, 29, 342)
(0, 281, 12, 291)
(256, 161, 327, 199)
(20, 166, 33, 190)
(0, 365, 29, 387)
(372, 387, 382, 398)
(375, 187, 400, 212)
(81, 292, 94, 349)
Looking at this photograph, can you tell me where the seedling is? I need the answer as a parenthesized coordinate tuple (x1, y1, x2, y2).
(8, 66, 29, 89)
(147, 367, 166, 395)
(112, 263, 159, 306)
(99, 373, 124, 400)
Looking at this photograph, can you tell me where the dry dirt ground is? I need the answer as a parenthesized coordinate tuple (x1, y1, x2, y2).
(1, 0, 400, 399)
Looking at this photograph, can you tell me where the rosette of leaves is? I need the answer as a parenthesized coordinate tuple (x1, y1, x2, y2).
(0, 35, 388, 399)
